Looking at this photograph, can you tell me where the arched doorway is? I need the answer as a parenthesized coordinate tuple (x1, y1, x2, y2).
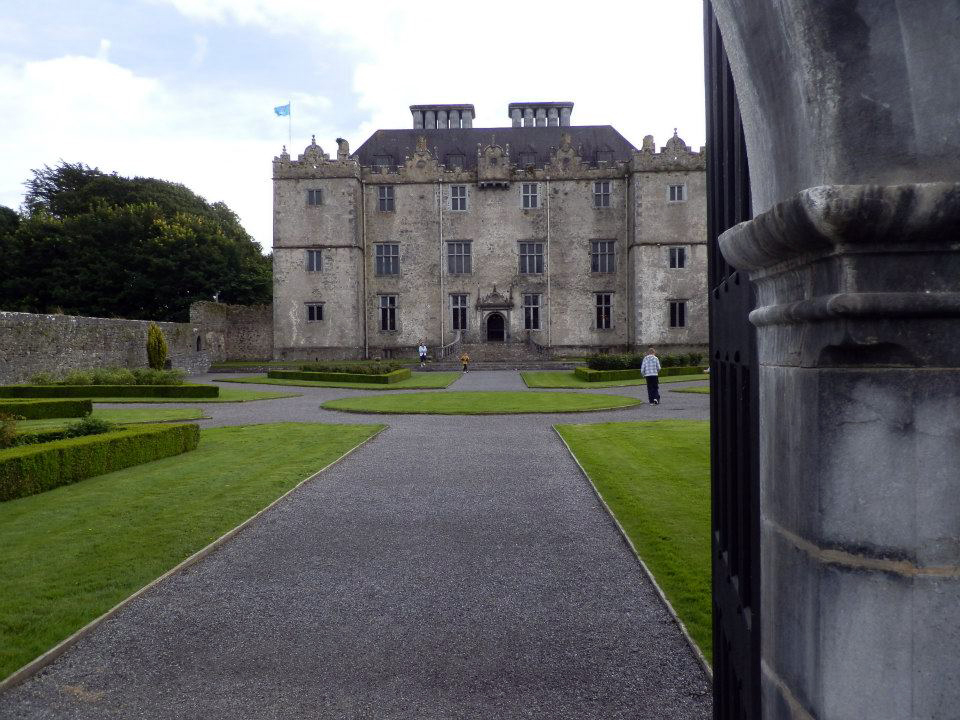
(486, 312, 505, 341)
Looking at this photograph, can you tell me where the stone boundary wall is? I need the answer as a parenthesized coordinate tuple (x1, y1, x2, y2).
(0, 302, 273, 384)
(189, 301, 273, 361)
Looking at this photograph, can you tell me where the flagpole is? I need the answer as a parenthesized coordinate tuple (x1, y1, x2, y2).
(288, 101, 292, 148)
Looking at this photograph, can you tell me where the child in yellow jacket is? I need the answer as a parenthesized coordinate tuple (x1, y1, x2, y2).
(459, 352, 470, 372)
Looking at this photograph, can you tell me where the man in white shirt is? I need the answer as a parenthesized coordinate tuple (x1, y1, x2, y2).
(641, 346, 661, 405)
(418, 342, 428, 368)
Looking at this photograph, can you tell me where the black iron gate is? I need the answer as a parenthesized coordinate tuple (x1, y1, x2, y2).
(704, 3, 760, 718)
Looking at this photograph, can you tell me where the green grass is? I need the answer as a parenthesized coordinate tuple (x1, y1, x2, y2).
(18, 408, 204, 433)
(219, 372, 461, 390)
(672, 387, 710, 395)
(87, 387, 299, 403)
(322, 391, 639, 415)
(211, 359, 418, 369)
(522, 371, 709, 388)
(555, 420, 711, 662)
(0, 422, 384, 680)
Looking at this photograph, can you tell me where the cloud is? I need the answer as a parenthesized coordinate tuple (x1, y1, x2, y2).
(0, 51, 336, 249)
(191, 34, 208, 66)
(96, 38, 111, 61)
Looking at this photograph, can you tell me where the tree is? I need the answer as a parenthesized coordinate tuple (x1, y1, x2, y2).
(2, 162, 271, 320)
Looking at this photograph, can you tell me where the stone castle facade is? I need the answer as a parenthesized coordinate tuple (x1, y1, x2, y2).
(272, 102, 707, 359)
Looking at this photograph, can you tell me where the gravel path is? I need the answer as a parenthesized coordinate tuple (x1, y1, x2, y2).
(1, 372, 711, 719)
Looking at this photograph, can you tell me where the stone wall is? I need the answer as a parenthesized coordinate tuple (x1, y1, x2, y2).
(0, 301, 273, 384)
(189, 301, 273, 361)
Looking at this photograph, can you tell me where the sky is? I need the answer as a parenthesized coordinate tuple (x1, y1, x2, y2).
(0, 0, 706, 252)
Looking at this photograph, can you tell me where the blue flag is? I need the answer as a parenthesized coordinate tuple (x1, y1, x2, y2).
(274, 103, 290, 117)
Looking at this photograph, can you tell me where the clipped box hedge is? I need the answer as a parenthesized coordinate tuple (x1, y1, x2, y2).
(574, 365, 704, 382)
(0, 423, 200, 502)
(0, 399, 93, 419)
(0, 384, 218, 399)
(268, 368, 412, 384)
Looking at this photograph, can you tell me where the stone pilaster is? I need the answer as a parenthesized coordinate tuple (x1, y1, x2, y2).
(720, 182, 960, 719)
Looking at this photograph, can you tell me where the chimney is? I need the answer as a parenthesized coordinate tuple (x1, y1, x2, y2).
(508, 102, 575, 128)
(410, 104, 476, 129)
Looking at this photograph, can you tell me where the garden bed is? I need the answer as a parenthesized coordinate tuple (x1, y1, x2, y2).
(268, 368, 412, 385)
(0, 384, 219, 399)
(574, 366, 703, 382)
(0, 423, 200, 502)
(0, 399, 93, 420)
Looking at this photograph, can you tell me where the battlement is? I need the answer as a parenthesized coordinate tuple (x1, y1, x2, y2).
(632, 130, 706, 172)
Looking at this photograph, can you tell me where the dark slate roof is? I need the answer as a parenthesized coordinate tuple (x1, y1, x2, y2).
(353, 126, 637, 170)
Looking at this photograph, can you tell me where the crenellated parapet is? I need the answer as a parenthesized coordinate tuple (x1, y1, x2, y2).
(273, 135, 360, 180)
(632, 130, 706, 172)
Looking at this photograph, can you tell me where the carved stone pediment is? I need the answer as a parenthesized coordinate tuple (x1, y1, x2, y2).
(477, 142, 511, 188)
(476, 285, 514, 309)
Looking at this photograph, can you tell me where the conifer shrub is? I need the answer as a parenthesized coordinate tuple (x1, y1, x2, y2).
(147, 323, 169, 370)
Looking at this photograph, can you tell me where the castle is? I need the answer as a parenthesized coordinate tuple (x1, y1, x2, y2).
(272, 102, 706, 360)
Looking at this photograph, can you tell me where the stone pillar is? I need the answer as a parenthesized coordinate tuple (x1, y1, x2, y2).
(535, 108, 547, 127)
(559, 107, 571, 126)
(461, 109, 473, 128)
(449, 109, 460, 128)
(511, 108, 522, 127)
(523, 108, 534, 127)
(424, 110, 435, 129)
(547, 108, 559, 126)
(412, 110, 423, 129)
(436, 109, 448, 129)
(719, 183, 960, 718)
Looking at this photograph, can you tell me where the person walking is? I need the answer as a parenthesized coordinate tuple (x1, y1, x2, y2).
(418, 342, 428, 368)
(459, 351, 470, 372)
(641, 346, 661, 405)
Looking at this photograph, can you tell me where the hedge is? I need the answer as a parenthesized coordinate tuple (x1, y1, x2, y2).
(0, 399, 93, 419)
(0, 384, 219, 399)
(574, 366, 704, 382)
(0, 423, 200, 502)
(298, 362, 405, 375)
(268, 369, 412, 384)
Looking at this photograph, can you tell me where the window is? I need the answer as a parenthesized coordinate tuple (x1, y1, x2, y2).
(523, 294, 541, 330)
(518, 151, 537, 167)
(306, 303, 324, 322)
(375, 243, 400, 275)
(596, 293, 612, 329)
(522, 183, 539, 209)
(447, 241, 472, 274)
(306, 249, 322, 272)
(669, 246, 686, 269)
(668, 184, 687, 202)
(378, 185, 395, 211)
(379, 295, 397, 331)
(591, 241, 615, 273)
(669, 300, 687, 328)
(307, 189, 322, 206)
(519, 242, 544, 274)
(372, 154, 393, 171)
(593, 181, 611, 208)
(451, 185, 467, 211)
(596, 150, 614, 164)
(451, 294, 468, 331)
(445, 154, 466, 170)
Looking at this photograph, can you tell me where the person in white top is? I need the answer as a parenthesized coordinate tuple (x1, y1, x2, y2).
(641, 346, 661, 405)
(418, 342, 428, 368)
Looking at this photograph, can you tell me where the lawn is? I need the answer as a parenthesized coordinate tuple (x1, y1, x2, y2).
(18, 407, 204, 432)
(87, 387, 299, 403)
(672, 387, 710, 395)
(522, 371, 709, 388)
(219, 372, 461, 390)
(0, 422, 384, 680)
(322, 391, 639, 415)
(555, 420, 711, 662)
(210, 358, 418, 369)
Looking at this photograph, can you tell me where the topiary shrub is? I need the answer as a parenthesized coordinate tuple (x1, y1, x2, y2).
(63, 416, 116, 438)
(147, 323, 169, 371)
(0, 413, 21, 449)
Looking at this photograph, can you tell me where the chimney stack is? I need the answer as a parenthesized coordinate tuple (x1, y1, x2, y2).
(410, 104, 476, 129)
(508, 102, 574, 128)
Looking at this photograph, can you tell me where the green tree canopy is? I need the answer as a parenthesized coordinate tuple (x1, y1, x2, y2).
(0, 162, 271, 321)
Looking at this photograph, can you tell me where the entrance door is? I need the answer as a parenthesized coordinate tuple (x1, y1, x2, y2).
(486, 313, 505, 341)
